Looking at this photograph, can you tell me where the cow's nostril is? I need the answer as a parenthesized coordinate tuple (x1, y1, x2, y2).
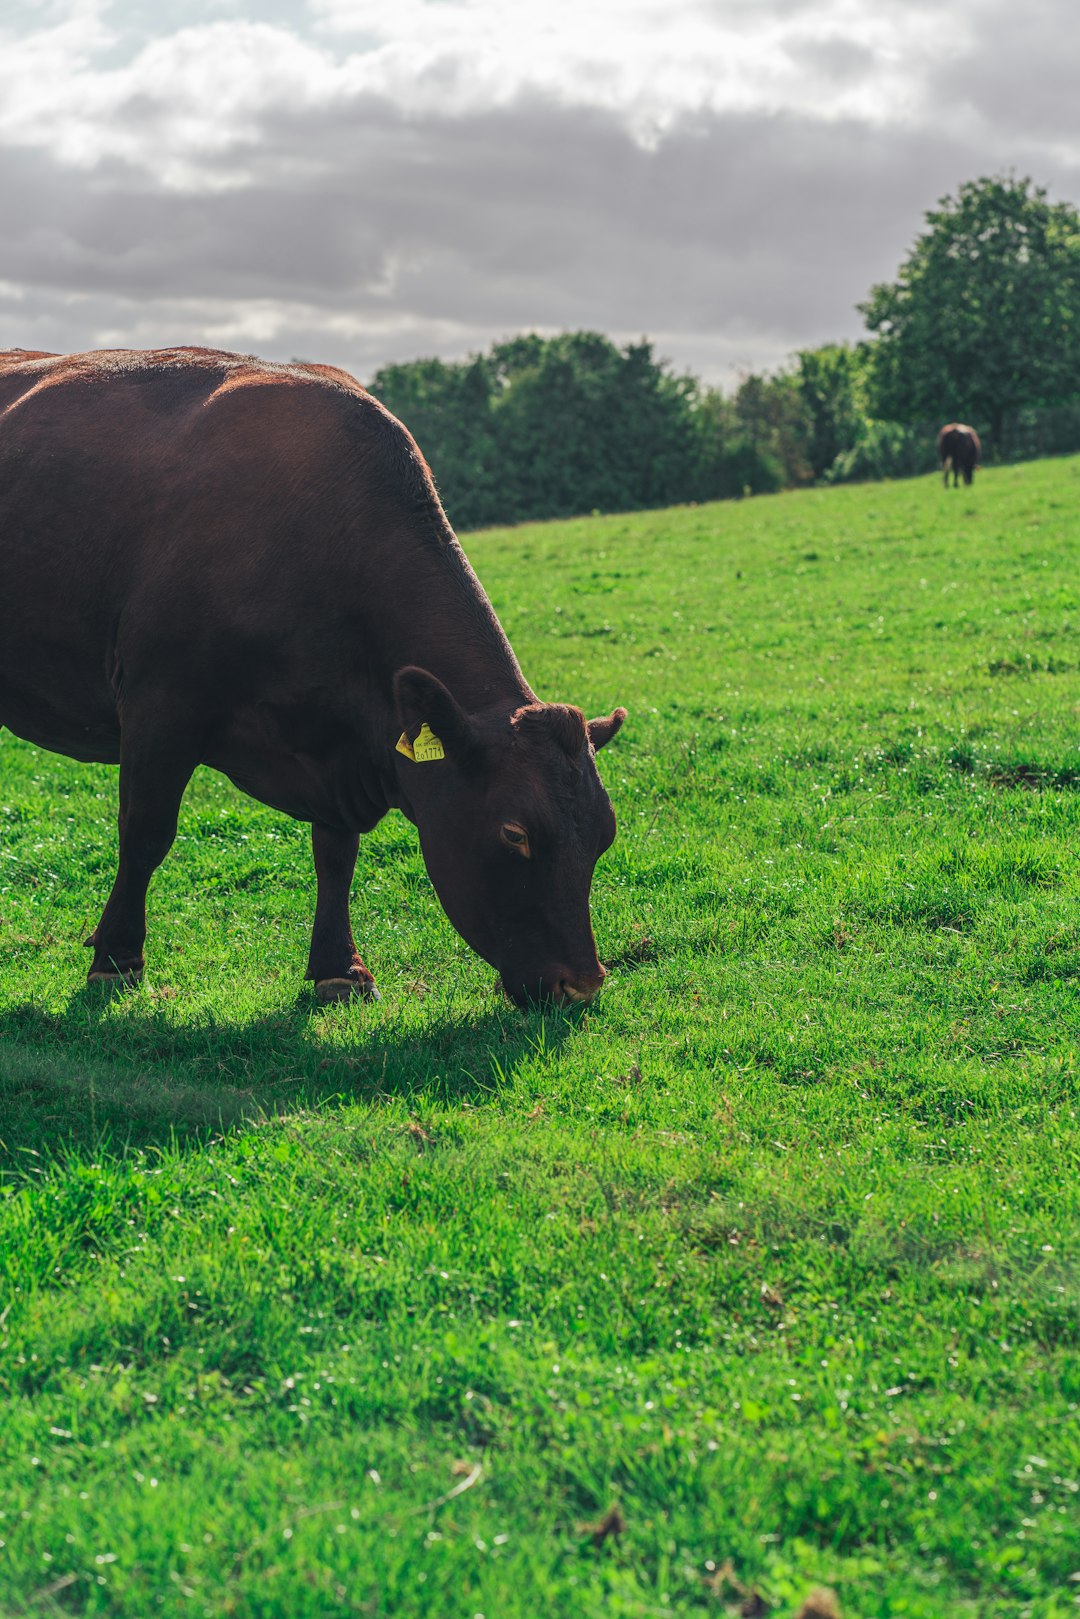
(558, 974, 602, 1006)
(502, 968, 604, 1008)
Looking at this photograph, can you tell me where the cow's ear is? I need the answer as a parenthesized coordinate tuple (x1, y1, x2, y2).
(588, 707, 627, 751)
(393, 666, 476, 760)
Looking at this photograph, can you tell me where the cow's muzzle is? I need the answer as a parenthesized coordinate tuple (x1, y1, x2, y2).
(502, 963, 607, 1010)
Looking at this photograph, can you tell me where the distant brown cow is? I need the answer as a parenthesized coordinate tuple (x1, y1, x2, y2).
(0, 347, 627, 1007)
(937, 422, 981, 486)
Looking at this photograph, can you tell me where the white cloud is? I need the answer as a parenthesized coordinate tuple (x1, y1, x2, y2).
(311, 0, 946, 129)
(0, 0, 954, 191)
(0, 16, 340, 186)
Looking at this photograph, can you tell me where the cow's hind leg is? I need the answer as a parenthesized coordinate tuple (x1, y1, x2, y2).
(86, 708, 200, 984)
(305, 823, 380, 1003)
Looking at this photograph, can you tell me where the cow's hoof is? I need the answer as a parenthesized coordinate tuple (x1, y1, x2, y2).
(315, 976, 381, 1004)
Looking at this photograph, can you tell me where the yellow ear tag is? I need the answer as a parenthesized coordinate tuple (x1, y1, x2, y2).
(396, 722, 444, 763)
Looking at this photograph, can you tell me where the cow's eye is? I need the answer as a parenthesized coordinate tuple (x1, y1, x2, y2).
(500, 823, 531, 857)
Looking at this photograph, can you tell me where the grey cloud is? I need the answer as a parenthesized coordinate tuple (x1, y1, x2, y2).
(784, 36, 877, 83)
(928, 0, 1080, 148)
(2, 86, 1079, 388)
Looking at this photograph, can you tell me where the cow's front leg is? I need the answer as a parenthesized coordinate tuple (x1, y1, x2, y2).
(305, 823, 380, 1003)
(86, 713, 199, 984)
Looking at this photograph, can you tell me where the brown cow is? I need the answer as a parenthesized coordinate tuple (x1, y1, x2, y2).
(0, 347, 626, 1008)
(937, 422, 981, 486)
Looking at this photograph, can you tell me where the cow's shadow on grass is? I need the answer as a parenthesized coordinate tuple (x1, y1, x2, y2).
(0, 985, 575, 1169)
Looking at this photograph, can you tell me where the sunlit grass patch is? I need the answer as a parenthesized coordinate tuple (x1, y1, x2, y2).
(1, 456, 1079, 1616)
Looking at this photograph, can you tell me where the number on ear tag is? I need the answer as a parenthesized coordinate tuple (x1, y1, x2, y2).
(396, 722, 445, 763)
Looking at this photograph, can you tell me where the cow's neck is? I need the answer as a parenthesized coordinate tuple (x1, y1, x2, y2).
(359, 519, 533, 823)
(370, 524, 533, 715)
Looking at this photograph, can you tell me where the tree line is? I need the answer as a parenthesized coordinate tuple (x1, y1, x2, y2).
(368, 176, 1080, 531)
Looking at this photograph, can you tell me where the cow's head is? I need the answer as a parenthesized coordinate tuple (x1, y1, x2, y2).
(393, 665, 626, 1008)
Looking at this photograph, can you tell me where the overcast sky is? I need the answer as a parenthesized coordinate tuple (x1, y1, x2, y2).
(2, 0, 1078, 388)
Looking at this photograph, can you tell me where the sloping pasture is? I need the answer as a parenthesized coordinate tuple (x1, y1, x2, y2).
(1, 458, 1078, 1616)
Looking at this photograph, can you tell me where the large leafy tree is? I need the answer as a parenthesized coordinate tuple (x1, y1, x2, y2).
(371, 333, 702, 528)
(861, 176, 1080, 454)
(795, 343, 864, 479)
(490, 332, 702, 521)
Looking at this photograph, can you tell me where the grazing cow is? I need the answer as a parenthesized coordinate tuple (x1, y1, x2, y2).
(937, 422, 981, 486)
(0, 347, 626, 1008)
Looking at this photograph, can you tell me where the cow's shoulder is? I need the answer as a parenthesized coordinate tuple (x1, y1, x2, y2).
(195, 351, 419, 449)
(185, 351, 447, 523)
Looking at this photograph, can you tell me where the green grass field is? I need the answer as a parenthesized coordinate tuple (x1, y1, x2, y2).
(1, 458, 1078, 1618)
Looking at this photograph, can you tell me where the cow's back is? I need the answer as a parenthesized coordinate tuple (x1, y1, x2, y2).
(938, 422, 980, 457)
